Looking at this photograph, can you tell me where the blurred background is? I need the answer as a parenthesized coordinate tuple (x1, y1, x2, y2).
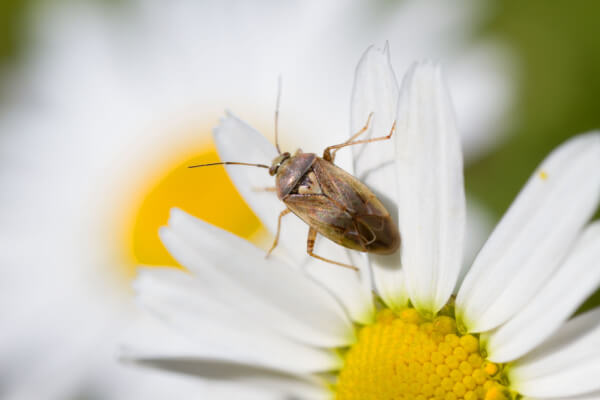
(0, 0, 598, 399)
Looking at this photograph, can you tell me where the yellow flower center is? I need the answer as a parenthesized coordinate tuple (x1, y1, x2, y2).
(336, 308, 513, 400)
(119, 138, 269, 277)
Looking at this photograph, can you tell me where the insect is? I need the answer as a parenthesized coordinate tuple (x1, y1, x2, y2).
(190, 103, 400, 271)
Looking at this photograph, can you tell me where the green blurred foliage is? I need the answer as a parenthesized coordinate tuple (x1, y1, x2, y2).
(1, 0, 598, 309)
(0, 0, 32, 71)
(466, 0, 600, 217)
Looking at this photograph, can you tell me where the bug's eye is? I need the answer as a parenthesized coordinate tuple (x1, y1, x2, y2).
(269, 152, 291, 176)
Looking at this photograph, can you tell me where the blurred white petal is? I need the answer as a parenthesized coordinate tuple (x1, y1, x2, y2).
(126, 357, 329, 400)
(132, 268, 341, 373)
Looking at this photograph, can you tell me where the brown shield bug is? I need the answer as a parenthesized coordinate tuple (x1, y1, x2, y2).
(190, 100, 400, 270)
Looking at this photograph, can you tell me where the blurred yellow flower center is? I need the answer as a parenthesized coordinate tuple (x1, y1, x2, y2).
(123, 139, 268, 276)
(336, 309, 513, 400)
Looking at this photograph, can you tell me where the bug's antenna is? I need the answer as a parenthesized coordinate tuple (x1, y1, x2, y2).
(274, 75, 282, 155)
(188, 161, 269, 169)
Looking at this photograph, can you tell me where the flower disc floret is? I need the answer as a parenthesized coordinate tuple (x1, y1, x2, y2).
(336, 309, 513, 400)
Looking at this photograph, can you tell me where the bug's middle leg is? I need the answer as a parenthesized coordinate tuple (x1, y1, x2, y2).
(266, 208, 291, 257)
(306, 227, 358, 271)
(323, 119, 396, 163)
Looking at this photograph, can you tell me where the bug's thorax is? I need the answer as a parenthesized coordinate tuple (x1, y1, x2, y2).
(270, 149, 318, 200)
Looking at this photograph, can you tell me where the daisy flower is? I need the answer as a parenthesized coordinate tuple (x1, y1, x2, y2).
(0, 0, 511, 398)
(127, 45, 600, 400)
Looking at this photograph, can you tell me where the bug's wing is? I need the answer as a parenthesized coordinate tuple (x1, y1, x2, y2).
(313, 158, 400, 254)
(284, 194, 366, 252)
(354, 214, 400, 254)
(312, 158, 389, 217)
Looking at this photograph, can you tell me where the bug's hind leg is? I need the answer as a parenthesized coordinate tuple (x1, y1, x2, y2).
(266, 209, 291, 258)
(306, 227, 358, 271)
(323, 117, 396, 163)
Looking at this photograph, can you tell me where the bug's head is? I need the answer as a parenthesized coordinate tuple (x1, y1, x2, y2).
(269, 152, 291, 176)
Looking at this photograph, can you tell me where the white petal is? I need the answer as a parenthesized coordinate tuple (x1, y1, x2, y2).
(457, 132, 600, 332)
(508, 308, 600, 397)
(486, 222, 600, 362)
(349, 43, 407, 310)
(213, 112, 306, 262)
(131, 267, 341, 374)
(372, 258, 410, 311)
(121, 303, 218, 358)
(395, 61, 466, 314)
(350, 42, 400, 174)
(305, 241, 376, 325)
(126, 357, 329, 400)
(162, 208, 355, 348)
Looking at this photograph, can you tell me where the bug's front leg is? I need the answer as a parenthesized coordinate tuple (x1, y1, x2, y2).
(266, 208, 291, 257)
(323, 117, 396, 163)
(306, 227, 358, 271)
(323, 113, 373, 162)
